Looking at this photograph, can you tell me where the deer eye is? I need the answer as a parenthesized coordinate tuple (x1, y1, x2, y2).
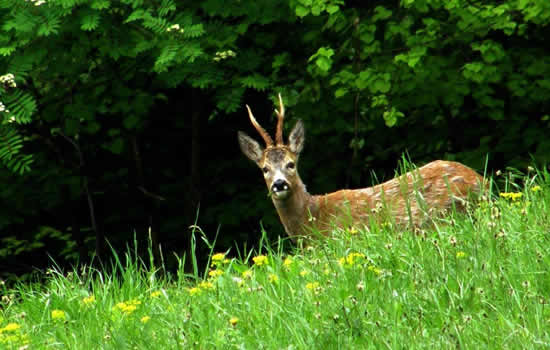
(262, 166, 270, 174)
(286, 162, 295, 170)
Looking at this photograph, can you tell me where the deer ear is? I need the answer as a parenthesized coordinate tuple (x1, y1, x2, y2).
(288, 119, 305, 155)
(238, 131, 264, 164)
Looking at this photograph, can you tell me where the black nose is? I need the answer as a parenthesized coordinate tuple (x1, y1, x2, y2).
(271, 179, 289, 192)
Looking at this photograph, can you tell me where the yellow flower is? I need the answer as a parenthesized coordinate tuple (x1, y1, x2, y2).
(283, 257, 293, 269)
(367, 265, 382, 275)
(253, 255, 268, 266)
(499, 192, 523, 201)
(531, 185, 542, 193)
(1, 323, 21, 332)
(305, 282, 320, 290)
(114, 300, 140, 314)
(82, 295, 96, 305)
(150, 291, 162, 298)
(187, 287, 201, 296)
(140, 316, 151, 323)
(299, 269, 310, 277)
(212, 253, 226, 262)
(229, 317, 239, 326)
(339, 252, 366, 267)
(123, 305, 137, 314)
(268, 274, 279, 283)
(51, 310, 66, 320)
(199, 281, 215, 290)
(456, 251, 466, 258)
(348, 227, 359, 235)
(242, 270, 253, 279)
(208, 269, 224, 278)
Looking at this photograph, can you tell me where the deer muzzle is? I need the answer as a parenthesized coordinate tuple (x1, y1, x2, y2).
(271, 178, 290, 199)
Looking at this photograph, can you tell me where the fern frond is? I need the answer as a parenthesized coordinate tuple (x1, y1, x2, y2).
(158, 0, 176, 17)
(142, 13, 169, 34)
(2, 90, 37, 124)
(80, 10, 101, 31)
(240, 74, 270, 91)
(7, 51, 39, 80)
(37, 12, 62, 36)
(90, 0, 110, 10)
(0, 125, 32, 174)
(182, 24, 204, 39)
(3, 10, 38, 33)
(215, 86, 244, 113)
(153, 43, 178, 72)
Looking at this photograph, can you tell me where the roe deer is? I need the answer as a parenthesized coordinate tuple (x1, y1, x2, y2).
(238, 95, 484, 240)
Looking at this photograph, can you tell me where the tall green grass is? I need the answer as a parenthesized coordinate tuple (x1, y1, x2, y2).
(1, 171, 549, 349)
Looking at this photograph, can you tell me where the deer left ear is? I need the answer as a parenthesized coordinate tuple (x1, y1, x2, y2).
(238, 131, 264, 164)
(288, 119, 305, 155)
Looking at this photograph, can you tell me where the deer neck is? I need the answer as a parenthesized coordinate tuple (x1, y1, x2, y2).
(271, 176, 314, 238)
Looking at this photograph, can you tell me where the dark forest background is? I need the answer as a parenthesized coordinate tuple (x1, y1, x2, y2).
(0, 0, 549, 278)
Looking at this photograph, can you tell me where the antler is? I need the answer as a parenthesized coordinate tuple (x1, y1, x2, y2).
(275, 93, 285, 145)
(246, 104, 274, 146)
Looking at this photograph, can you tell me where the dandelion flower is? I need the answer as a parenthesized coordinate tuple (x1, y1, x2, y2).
(367, 265, 382, 275)
(242, 270, 253, 279)
(1, 323, 21, 332)
(268, 274, 279, 283)
(283, 257, 293, 269)
(82, 295, 96, 305)
(212, 253, 226, 262)
(456, 251, 466, 258)
(229, 317, 239, 326)
(339, 252, 366, 267)
(305, 282, 320, 290)
(187, 287, 201, 296)
(208, 269, 224, 278)
(140, 316, 151, 323)
(531, 185, 542, 193)
(253, 255, 268, 266)
(150, 291, 162, 298)
(199, 281, 215, 290)
(499, 192, 523, 201)
(51, 310, 66, 320)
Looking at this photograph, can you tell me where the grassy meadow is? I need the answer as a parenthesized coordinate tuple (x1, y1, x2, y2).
(1, 170, 550, 349)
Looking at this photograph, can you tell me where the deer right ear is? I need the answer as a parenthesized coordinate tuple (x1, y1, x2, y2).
(288, 119, 305, 155)
(238, 131, 264, 164)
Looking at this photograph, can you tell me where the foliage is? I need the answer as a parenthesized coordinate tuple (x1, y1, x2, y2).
(0, 176, 549, 347)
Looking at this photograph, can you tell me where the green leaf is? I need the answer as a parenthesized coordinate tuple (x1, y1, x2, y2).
(383, 107, 404, 127)
(326, 5, 340, 14)
(90, 0, 110, 10)
(295, 5, 309, 17)
(315, 56, 331, 71)
(81, 12, 101, 31)
(372, 6, 392, 22)
(372, 79, 391, 93)
(334, 88, 348, 98)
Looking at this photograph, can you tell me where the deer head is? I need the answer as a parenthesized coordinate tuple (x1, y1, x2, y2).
(238, 94, 305, 201)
